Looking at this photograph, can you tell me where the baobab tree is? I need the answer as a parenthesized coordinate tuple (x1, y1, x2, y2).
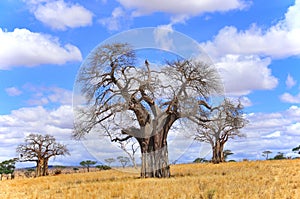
(193, 99, 247, 163)
(17, 134, 69, 177)
(73, 43, 222, 177)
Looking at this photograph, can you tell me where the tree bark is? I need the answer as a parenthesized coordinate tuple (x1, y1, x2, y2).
(36, 159, 43, 177)
(43, 158, 49, 176)
(139, 136, 170, 178)
(212, 140, 225, 164)
(137, 114, 176, 178)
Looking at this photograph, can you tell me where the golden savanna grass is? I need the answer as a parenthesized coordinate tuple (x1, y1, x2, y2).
(0, 159, 300, 199)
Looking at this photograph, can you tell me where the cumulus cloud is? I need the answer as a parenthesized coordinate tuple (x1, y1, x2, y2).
(216, 55, 278, 95)
(5, 87, 22, 96)
(22, 84, 73, 106)
(0, 28, 82, 69)
(100, 0, 247, 31)
(24, 0, 93, 30)
(280, 92, 300, 103)
(285, 74, 297, 89)
(99, 7, 130, 31)
(286, 105, 300, 118)
(197, 0, 300, 96)
(201, 0, 300, 59)
(153, 24, 175, 51)
(117, 0, 248, 16)
(226, 106, 300, 160)
(262, 131, 281, 139)
(286, 122, 300, 136)
(0, 105, 90, 165)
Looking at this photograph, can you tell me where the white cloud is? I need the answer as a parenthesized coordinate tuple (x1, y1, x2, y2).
(216, 55, 278, 95)
(0, 105, 89, 165)
(280, 92, 300, 103)
(23, 84, 73, 106)
(153, 24, 175, 51)
(0, 28, 82, 69)
(100, 0, 247, 31)
(225, 107, 300, 160)
(201, 0, 300, 59)
(286, 122, 300, 136)
(285, 74, 297, 89)
(117, 0, 248, 16)
(5, 87, 22, 96)
(24, 0, 93, 30)
(99, 7, 130, 31)
(198, 1, 300, 96)
(286, 105, 300, 118)
(262, 131, 281, 139)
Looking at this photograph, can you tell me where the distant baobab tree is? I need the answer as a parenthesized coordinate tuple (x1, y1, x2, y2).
(17, 134, 69, 177)
(193, 99, 248, 164)
(73, 43, 222, 178)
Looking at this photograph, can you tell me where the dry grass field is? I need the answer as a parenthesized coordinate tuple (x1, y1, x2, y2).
(0, 159, 299, 199)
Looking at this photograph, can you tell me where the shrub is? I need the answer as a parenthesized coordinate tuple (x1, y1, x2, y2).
(96, 165, 111, 170)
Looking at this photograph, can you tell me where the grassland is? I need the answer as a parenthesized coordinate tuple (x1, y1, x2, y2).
(0, 159, 299, 199)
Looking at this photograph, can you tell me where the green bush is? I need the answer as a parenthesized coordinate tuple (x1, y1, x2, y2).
(96, 165, 111, 170)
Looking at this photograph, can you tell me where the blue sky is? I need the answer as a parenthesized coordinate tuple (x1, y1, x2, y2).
(1, 0, 300, 167)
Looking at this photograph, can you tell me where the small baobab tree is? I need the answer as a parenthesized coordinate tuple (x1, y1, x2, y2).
(17, 134, 69, 177)
(73, 43, 222, 177)
(193, 99, 248, 164)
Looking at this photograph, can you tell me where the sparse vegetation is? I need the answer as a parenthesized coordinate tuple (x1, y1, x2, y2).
(0, 158, 18, 180)
(273, 152, 286, 160)
(1, 159, 299, 198)
(95, 165, 111, 171)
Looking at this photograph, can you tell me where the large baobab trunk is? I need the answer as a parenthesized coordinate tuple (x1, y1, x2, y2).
(137, 114, 176, 178)
(43, 158, 49, 176)
(36, 158, 43, 177)
(212, 140, 225, 164)
(140, 135, 170, 178)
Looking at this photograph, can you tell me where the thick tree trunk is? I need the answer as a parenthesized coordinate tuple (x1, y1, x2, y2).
(36, 159, 43, 177)
(212, 140, 225, 164)
(140, 136, 170, 178)
(138, 114, 176, 178)
(125, 95, 178, 178)
(220, 143, 225, 162)
(43, 158, 49, 176)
